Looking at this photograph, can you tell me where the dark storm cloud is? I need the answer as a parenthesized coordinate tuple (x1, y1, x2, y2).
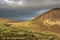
(0, 8, 37, 17)
(0, 7, 38, 21)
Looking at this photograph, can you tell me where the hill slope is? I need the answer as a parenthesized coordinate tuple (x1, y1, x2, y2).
(0, 18, 30, 31)
(29, 8, 60, 34)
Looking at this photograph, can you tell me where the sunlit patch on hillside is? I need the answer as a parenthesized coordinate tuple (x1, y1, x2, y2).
(43, 19, 60, 25)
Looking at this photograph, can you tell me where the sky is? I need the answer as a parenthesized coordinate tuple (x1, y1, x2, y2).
(0, 0, 60, 21)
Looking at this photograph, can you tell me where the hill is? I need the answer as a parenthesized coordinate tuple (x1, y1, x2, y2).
(0, 18, 19, 23)
(0, 18, 30, 31)
(29, 8, 60, 34)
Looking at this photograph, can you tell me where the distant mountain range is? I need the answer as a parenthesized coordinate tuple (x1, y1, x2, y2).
(0, 8, 60, 34)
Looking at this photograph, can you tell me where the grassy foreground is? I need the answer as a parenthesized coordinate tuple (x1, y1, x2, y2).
(0, 24, 60, 40)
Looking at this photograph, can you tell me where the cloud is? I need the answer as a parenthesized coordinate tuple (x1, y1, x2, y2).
(0, 0, 60, 8)
(0, 8, 38, 21)
(0, 0, 25, 8)
(9, 0, 21, 2)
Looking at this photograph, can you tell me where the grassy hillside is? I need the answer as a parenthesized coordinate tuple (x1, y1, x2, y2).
(29, 8, 60, 34)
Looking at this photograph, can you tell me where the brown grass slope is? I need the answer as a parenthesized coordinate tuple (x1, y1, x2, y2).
(30, 8, 60, 34)
(0, 18, 19, 23)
